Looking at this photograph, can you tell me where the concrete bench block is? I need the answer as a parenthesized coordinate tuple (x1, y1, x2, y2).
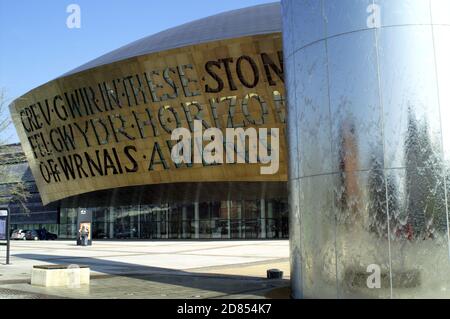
(31, 265, 90, 287)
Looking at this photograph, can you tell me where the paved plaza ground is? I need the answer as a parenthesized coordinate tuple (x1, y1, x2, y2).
(0, 240, 290, 299)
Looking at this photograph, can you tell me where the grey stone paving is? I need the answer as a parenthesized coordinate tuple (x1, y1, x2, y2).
(0, 287, 65, 299)
(1, 274, 287, 299)
(0, 240, 290, 299)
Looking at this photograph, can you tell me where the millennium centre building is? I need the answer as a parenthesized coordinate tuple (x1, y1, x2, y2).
(9, 0, 450, 298)
(9, 3, 288, 241)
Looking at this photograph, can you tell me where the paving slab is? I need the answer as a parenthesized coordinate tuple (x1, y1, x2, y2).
(0, 240, 290, 299)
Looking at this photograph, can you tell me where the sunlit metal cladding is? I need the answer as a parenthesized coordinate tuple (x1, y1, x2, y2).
(283, 0, 450, 298)
(10, 12, 288, 205)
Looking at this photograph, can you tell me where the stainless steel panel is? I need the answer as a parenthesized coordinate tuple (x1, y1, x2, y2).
(430, 0, 450, 25)
(378, 26, 442, 169)
(290, 0, 326, 51)
(299, 174, 337, 298)
(294, 42, 332, 177)
(328, 30, 383, 172)
(434, 26, 450, 164)
(386, 168, 450, 298)
(285, 53, 300, 179)
(281, 0, 294, 57)
(333, 170, 391, 298)
(375, 0, 431, 27)
(289, 178, 303, 299)
(324, 0, 373, 37)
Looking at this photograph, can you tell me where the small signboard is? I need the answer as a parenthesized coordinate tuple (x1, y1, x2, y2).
(77, 208, 92, 246)
(0, 209, 7, 240)
(0, 219, 5, 240)
(0, 209, 10, 264)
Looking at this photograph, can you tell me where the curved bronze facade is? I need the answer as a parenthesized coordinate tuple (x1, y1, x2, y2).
(10, 33, 287, 205)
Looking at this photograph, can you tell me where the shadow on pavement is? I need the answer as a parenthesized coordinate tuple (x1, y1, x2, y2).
(14, 253, 289, 298)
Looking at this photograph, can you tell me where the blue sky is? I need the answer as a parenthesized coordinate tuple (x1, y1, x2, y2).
(0, 0, 276, 143)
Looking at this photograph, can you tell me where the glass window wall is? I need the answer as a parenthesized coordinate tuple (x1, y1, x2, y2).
(58, 199, 288, 240)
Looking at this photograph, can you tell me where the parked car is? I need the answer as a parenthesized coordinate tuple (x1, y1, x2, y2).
(11, 229, 27, 240)
(39, 229, 57, 240)
(25, 230, 40, 240)
(114, 228, 138, 239)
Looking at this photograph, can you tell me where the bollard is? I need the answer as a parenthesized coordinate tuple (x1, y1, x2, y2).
(267, 269, 283, 279)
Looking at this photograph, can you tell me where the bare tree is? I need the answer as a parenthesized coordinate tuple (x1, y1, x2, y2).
(0, 89, 31, 212)
(0, 90, 10, 145)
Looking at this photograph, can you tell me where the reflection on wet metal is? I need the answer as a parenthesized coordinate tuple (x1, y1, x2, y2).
(282, 0, 450, 298)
